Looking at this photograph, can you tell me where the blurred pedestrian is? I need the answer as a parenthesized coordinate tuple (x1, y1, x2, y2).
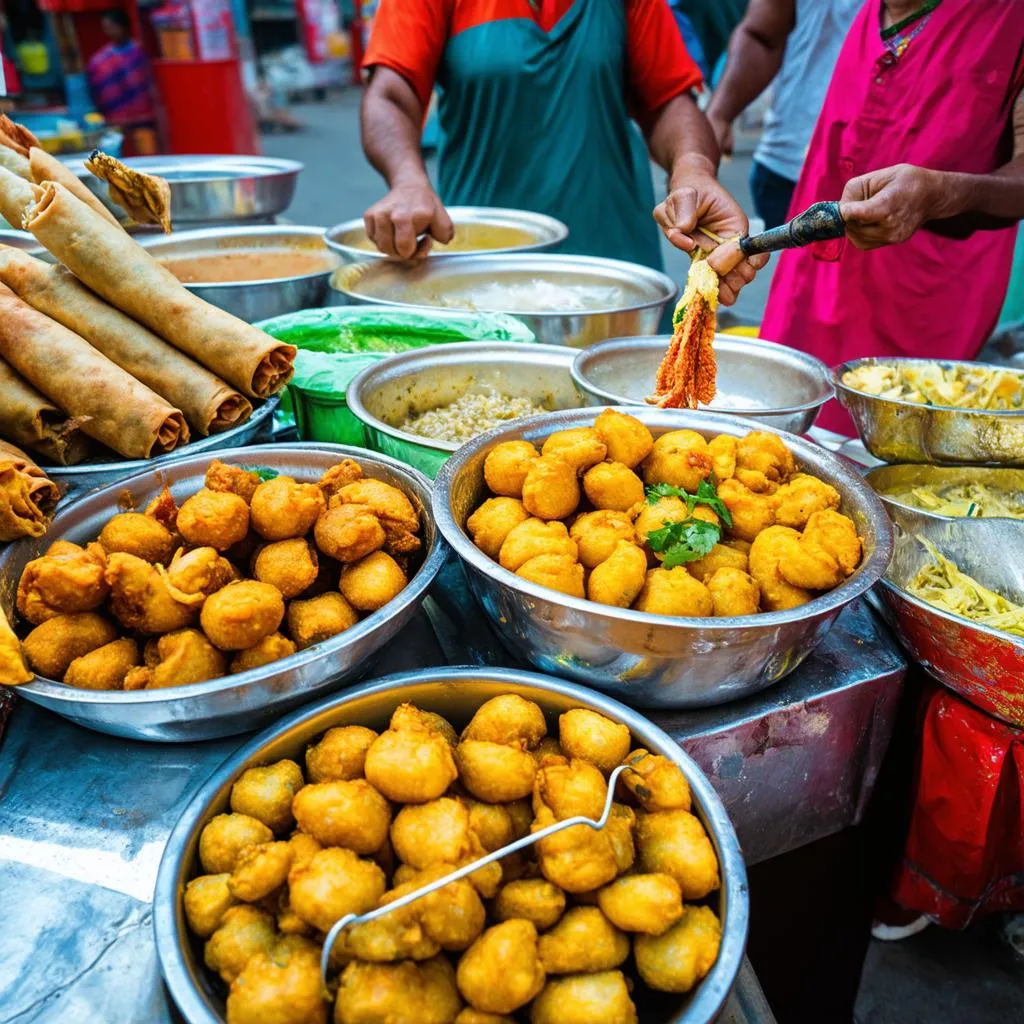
(86, 10, 155, 123)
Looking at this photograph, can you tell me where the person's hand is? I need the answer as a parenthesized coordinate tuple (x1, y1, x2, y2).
(839, 164, 949, 250)
(706, 113, 734, 159)
(363, 179, 454, 259)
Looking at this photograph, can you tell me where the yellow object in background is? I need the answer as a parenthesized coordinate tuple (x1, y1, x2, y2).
(16, 41, 49, 77)
(721, 325, 760, 337)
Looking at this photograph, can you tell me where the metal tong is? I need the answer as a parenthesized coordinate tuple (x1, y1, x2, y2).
(319, 762, 633, 988)
(738, 200, 846, 258)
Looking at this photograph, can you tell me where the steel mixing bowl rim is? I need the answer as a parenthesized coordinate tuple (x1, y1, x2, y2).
(865, 465, 1024, 525)
(0, 442, 447, 705)
(433, 405, 894, 631)
(572, 335, 835, 416)
(153, 665, 749, 1024)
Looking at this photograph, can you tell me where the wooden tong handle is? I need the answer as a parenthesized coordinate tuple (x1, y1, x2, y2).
(738, 201, 846, 257)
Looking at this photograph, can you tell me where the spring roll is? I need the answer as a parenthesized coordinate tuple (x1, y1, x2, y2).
(24, 183, 296, 399)
(28, 147, 122, 229)
(0, 166, 35, 229)
(0, 248, 252, 435)
(0, 355, 91, 465)
(0, 606, 32, 685)
(0, 284, 189, 459)
(0, 439, 59, 542)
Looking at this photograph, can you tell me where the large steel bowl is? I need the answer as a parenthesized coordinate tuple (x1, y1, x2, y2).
(154, 667, 749, 1024)
(573, 335, 833, 434)
(139, 226, 341, 323)
(834, 357, 1024, 465)
(325, 207, 568, 263)
(876, 517, 1024, 726)
(347, 342, 581, 477)
(333, 254, 677, 348)
(866, 464, 1024, 525)
(433, 407, 893, 708)
(0, 443, 446, 741)
(0, 228, 48, 257)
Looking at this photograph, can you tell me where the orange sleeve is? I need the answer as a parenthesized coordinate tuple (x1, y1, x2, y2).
(363, 0, 449, 111)
(626, 0, 703, 119)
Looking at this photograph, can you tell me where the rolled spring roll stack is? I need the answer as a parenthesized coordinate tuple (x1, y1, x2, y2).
(0, 440, 59, 542)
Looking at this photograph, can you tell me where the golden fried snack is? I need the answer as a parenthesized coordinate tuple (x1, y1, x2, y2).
(394, 856, 502, 901)
(204, 905, 277, 985)
(292, 778, 391, 853)
(335, 956, 461, 1024)
(365, 714, 458, 803)
(286, 593, 358, 650)
(230, 633, 297, 673)
(201, 580, 285, 651)
(16, 540, 109, 624)
(533, 808, 619, 893)
(498, 518, 577, 573)
(558, 709, 631, 773)
(277, 892, 313, 938)
(391, 797, 474, 869)
(774, 473, 841, 529)
(619, 749, 691, 812)
(643, 430, 712, 492)
(335, 478, 420, 556)
(605, 802, 636, 874)
(456, 1012, 514, 1024)
(184, 873, 236, 938)
(457, 740, 536, 802)
(582, 461, 645, 513)
(717, 477, 778, 543)
(339, 880, 440, 962)
(736, 430, 796, 490)
(534, 757, 608, 820)
(633, 495, 688, 554)
(541, 428, 607, 473)
(521, 456, 581, 521)
(803, 509, 862, 577)
(145, 487, 179, 531)
(315, 461, 363, 503)
(306, 725, 377, 783)
(229, 840, 294, 902)
(467, 497, 529, 559)
(504, 798, 534, 839)
(708, 434, 737, 480)
(313, 505, 386, 563)
(249, 476, 326, 541)
(494, 878, 566, 931)
(597, 873, 683, 935)
(537, 906, 629, 974)
(706, 567, 761, 617)
(586, 541, 647, 609)
(339, 550, 408, 611)
(633, 567, 713, 617)
(105, 552, 197, 633)
(64, 637, 138, 690)
(23, 612, 116, 679)
(412, 867, 487, 951)
(392, 703, 458, 746)
(748, 526, 813, 611)
(593, 409, 653, 469)
(230, 759, 304, 832)
(456, 919, 546, 1015)
(164, 546, 239, 602)
(199, 813, 275, 873)
(516, 554, 584, 598)
(483, 440, 541, 498)
(686, 542, 748, 582)
(204, 460, 262, 504)
(98, 512, 175, 564)
(636, 809, 720, 899)
(253, 538, 319, 599)
(568, 510, 635, 570)
(530, 970, 637, 1024)
(529, 738, 564, 768)
(176, 488, 250, 552)
(139, 628, 226, 689)
(634, 905, 722, 993)
(465, 799, 515, 852)
(462, 693, 547, 747)
(288, 847, 386, 933)
(226, 934, 325, 1024)
(288, 832, 322, 869)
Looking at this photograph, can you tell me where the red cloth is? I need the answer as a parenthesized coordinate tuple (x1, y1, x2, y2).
(892, 684, 1024, 929)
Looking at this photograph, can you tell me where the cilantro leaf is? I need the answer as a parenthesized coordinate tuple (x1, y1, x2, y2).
(645, 517, 721, 568)
(241, 465, 279, 481)
(643, 478, 733, 528)
(646, 482, 685, 505)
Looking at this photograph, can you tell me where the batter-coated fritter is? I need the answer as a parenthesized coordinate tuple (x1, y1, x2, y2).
(98, 512, 175, 564)
(569, 510, 634, 569)
(484, 440, 541, 498)
(642, 430, 712, 492)
(317, 459, 365, 502)
(686, 542, 748, 583)
(17, 541, 109, 624)
(618, 749, 691, 813)
(199, 812, 275, 874)
(291, 778, 391, 853)
(533, 809, 619, 893)
(803, 509, 862, 577)
(228, 840, 294, 902)
(736, 431, 796, 490)
(494, 878, 566, 931)
(339, 550, 407, 611)
(165, 546, 239, 601)
(748, 526, 813, 611)
(456, 919, 546, 1015)
(288, 847, 386, 933)
(230, 633, 297, 674)
(205, 460, 262, 504)
(530, 970, 637, 1024)
(498, 518, 577, 573)
(717, 477, 778, 543)
(707, 434, 737, 481)
(204, 905, 277, 984)
(583, 461, 645, 513)
(365, 713, 458, 803)
(105, 552, 197, 634)
(334, 479, 421, 556)
(633, 567, 713, 618)
(516, 553, 585, 599)
(253, 538, 319, 599)
(774, 473, 841, 529)
(286, 593, 358, 650)
(636, 809, 720, 900)
(230, 758, 304, 832)
(586, 541, 647, 609)
(23, 612, 117, 679)
(462, 693, 547, 747)
(64, 637, 139, 690)
(558, 709, 631, 774)
(466, 799, 515, 852)
(706, 567, 761, 617)
(457, 739, 537, 802)
(177, 489, 250, 552)
(521, 456, 581, 521)
(390, 797, 474, 869)
(335, 956, 461, 1024)
(534, 757, 608, 820)
(201, 580, 285, 651)
(250, 476, 327, 541)
(633, 496, 689, 556)
(634, 905, 722, 993)
(305, 726, 377, 783)
(467, 497, 529, 560)
(135, 628, 227, 689)
(536, 907, 629, 974)
(184, 873, 236, 938)
(597, 872, 683, 935)
(226, 934, 326, 1024)
(593, 409, 653, 469)
(541, 428, 607, 473)
(313, 504, 386, 564)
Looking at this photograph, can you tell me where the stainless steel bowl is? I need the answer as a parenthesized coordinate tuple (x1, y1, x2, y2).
(333, 254, 677, 348)
(347, 342, 581, 478)
(866, 464, 1024, 525)
(139, 226, 341, 323)
(433, 407, 893, 708)
(573, 335, 833, 434)
(154, 667, 749, 1024)
(325, 207, 568, 263)
(834, 357, 1024, 466)
(68, 155, 303, 225)
(0, 443, 446, 741)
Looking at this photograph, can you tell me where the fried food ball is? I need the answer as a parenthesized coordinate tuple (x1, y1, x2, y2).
(105, 552, 197, 634)
(605, 802, 636, 873)
(530, 737, 565, 769)
(145, 486, 179, 531)
(313, 505, 385, 564)
(288, 832, 322, 869)
(803, 509, 862, 577)
(462, 694, 547, 747)
(17, 541, 109, 624)
(340, 881, 440, 962)
(558, 709, 631, 773)
(139, 628, 227, 689)
(634, 905, 722, 993)
(643, 430, 712, 492)
(335, 956, 461, 1024)
(286, 593, 358, 650)
(231, 759, 304, 832)
(200, 813, 275, 874)
(633, 495, 689, 556)
(619, 749, 691, 812)
(537, 906, 629, 973)
(521, 456, 581, 521)
(736, 430, 796, 490)
(184, 873, 237, 938)
(597, 873, 683, 935)
(394, 856, 503, 901)
(534, 757, 608, 820)
(98, 512, 175, 564)
(484, 440, 541, 498)
(568, 510, 635, 570)
(706, 567, 761, 617)
(229, 840, 294, 902)
(23, 612, 117, 679)
(516, 553, 585, 599)
(582, 461, 644, 513)
(533, 809, 619, 893)
(464, 799, 515, 853)
(748, 526, 814, 611)
(176, 489, 250, 552)
(339, 550, 408, 612)
(291, 779, 391, 853)
(686, 542, 748, 582)
(391, 703, 458, 747)
(593, 409, 653, 469)
(717, 477, 778, 543)
(467, 497, 530, 559)
(456, 920, 545, 1015)
(412, 867, 487, 951)
(505, 798, 535, 839)
(633, 567, 713, 617)
(250, 476, 326, 541)
(165, 546, 239, 602)
(226, 934, 325, 1024)
(205, 905, 277, 984)
(306, 726, 377, 783)
(774, 473, 841, 529)
(456, 1012, 514, 1024)
(205, 460, 262, 504)
(498, 518, 577, 573)
(494, 879, 566, 931)
(201, 580, 285, 651)
(252, 539, 319, 599)
(288, 847, 386, 933)
(541, 428, 607, 473)
(391, 797, 473, 869)
(636, 809, 720, 899)
(707, 434, 737, 480)
(758, 522, 845, 591)
(457, 740, 537, 802)
(365, 719, 458, 803)
(586, 541, 647, 609)
(335, 479, 421, 556)
(318, 460, 364, 502)
(531, 970, 636, 1024)
(63, 637, 138, 690)
(231, 633, 297, 674)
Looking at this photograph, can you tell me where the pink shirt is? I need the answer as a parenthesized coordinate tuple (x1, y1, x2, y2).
(760, 0, 1024, 433)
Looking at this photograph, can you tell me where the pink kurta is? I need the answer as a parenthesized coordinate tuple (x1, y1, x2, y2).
(760, 0, 1024, 433)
